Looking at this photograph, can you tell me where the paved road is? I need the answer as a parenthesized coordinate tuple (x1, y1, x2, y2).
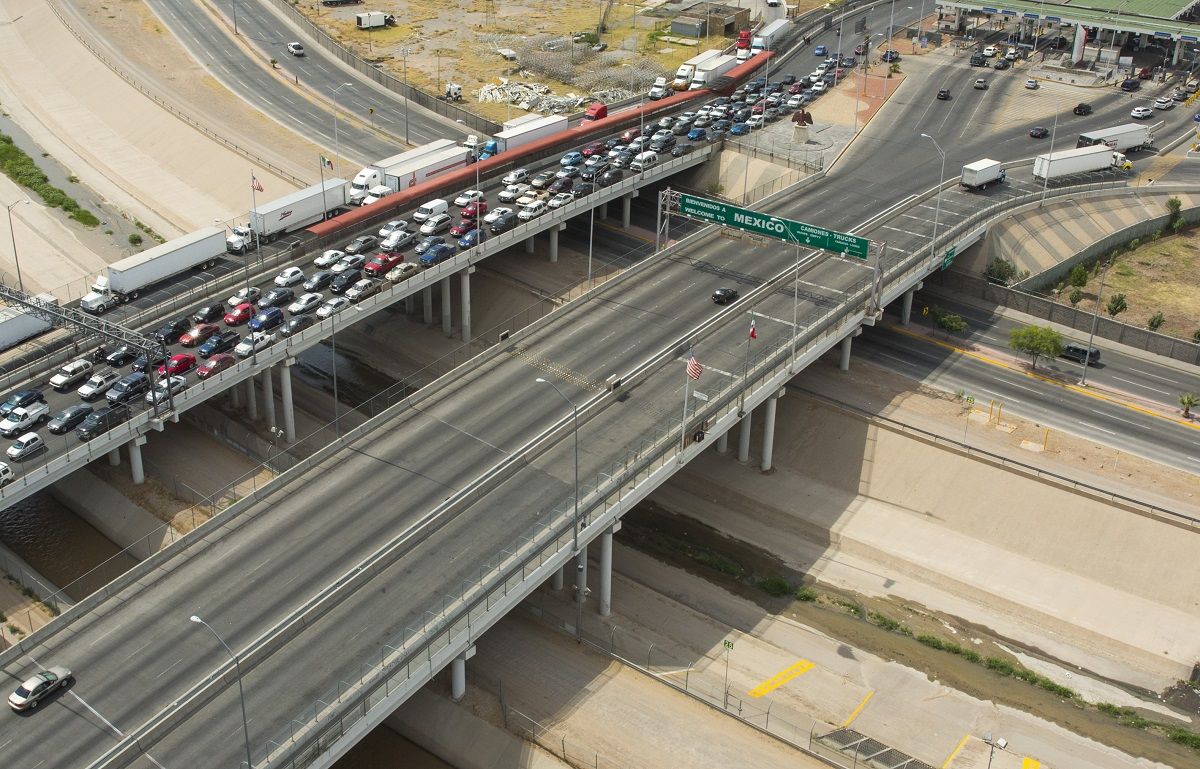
(5, 16, 1200, 767)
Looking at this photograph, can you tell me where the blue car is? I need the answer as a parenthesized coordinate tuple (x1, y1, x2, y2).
(1193, 112, 1200, 123)
(249, 307, 284, 332)
(560, 151, 583, 167)
(458, 229, 483, 249)
(419, 243, 456, 267)
(729, 122, 751, 136)
(687, 127, 708, 141)
(814, 44, 827, 56)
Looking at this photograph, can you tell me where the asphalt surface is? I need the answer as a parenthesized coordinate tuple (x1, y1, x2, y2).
(6, 10, 1200, 767)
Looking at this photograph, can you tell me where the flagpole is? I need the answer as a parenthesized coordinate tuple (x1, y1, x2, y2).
(319, 155, 328, 222)
(740, 314, 754, 414)
(679, 359, 692, 458)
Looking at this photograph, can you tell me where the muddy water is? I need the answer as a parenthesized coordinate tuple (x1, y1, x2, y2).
(0, 490, 136, 601)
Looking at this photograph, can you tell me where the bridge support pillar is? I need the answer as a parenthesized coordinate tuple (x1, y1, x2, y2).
(405, 295, 415, 314)
(761, 388, 784, 473)
(262, 368, 276, 432)
(422, 286, 433, 325)
(280, 359, 296, 444)
(548, 226, 559, 263)
(1072, 24, 1086, 63)
(551, 566, 564, 591)
(460, 268, 473, 342)
(129, 437, 146, 485)
(599, 201, 608, 220)
(230, 381, 242, 408)
(107, 448, 120, 467)
(525, 236, 535, 254)
(576, 545, 588, 607)
(440, 276, 452, 336)
(599, 524, 616, 617)
(715, 430, 728, 454)
(839, 335, 853, 371)
(245, 377, 258, 421)
(736, 411, 752, 463)
(451, 648, 475, 702)
(621, 194, 633, 228)
(900, 289, 914, 326)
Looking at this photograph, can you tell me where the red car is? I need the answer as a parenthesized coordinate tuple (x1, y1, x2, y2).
(179, 323, 219, 347)
(854, 43, 866, 54)
(620, 128, 640, 142)
(197, 353, 236, 380)
(461, 201, 489, 219)
(581, 141, 605, 157)
(364, 252, 404, 276)
(224, 303, 256, 326)
(788, 82, 804, 95)
(158, 353, 196, 377)
(448, 221, 473, 237)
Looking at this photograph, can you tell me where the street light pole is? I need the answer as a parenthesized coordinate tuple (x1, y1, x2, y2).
(400, 49, 411, 145)
(770, 217, 803, 369)
(1080, 258, 1110, 385)
(1040, 99, 1060, 207)
(536, 377, 584, 640)
(920, 134, 947, 266)
(4, 199, 28, 292)
(331, 82, 353, 175)
(190, 615, 253, 769)
(232, 0, 239, 35)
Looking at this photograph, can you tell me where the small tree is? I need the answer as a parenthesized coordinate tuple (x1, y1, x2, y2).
(1167, 196, 1182, 226)
(1193, 329, 1200, 344)
(986, 257, 1018, 284)
(1181, 393, 1199, 419)
(1010, 325, 1063, 370)
(1148, 311, 1165, 331)
(1068, 264, 1087, 288)
(1106, 292, 1128, 318)
(936, 312, 967, 336)
(1069, 288, 1084, 306)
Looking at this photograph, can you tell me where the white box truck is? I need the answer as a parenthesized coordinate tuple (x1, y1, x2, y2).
(751, 19, 791, 54)
(0, 296, 57, 352)
(355, 11, 394, 28)
(1076, 123, 1153, 152)
(689, 54, 738, 90)
(1033, 145, 1132, 182)
(960, 159, 1006, 190)
(81, 227, 226, 314)
(349, 140, 458, 204)
(226, 178, 349, 252)
(488, 114, 569, 154)
(673, 49, 722, 90)
(648, 77, 671, 99)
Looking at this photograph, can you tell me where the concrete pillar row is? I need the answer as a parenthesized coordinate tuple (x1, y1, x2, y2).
(280, 359, 296, 444)
(460, 268, 473, 343)
(598, 201, 608, 220)
(548, 226, 559, 263)
(737, 410, 752, 463)
(440, 276, 452, 336)
(422, 285, 433, 325)
(230, 381, 242, 408)
(262, 368, 276, 431)
(525, 236, 535, 254)
(621, 195, 633, 228)
(715, 430, 729, 454)
(761, 388, 784, 473)
(129, 436, 147, 485)
(450, 655, 466, 701)
(245, 377, 258, 421)
(405, 295, 415, 314)
(839, 335, 853, 371)
(107, 448, 121, 467)
(599, 525, 615, 617)
(900, 289, 914, 326)
(551, 566, 564, 591)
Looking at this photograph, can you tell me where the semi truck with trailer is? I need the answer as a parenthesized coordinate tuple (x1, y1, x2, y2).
(226, 178, 349, 253)
(349, 140, 465, 205)
(673, 49, 723, 90)
(751, 19, 791, 54)
(473, 114, 569, 159)
(1076, 123, 1153, 152)
(81, 227, 226, 314)
(0, 297, 57, 352)
(689, 54, 738, 89)
(959, 159, 1006, 190)
(1032, 145, 1131, 182)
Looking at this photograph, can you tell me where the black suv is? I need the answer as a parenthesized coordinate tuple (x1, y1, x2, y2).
(107, 373, 149, 405)
(1073, 102, 1093, 116)
(76, 403, 131, 442)
(970, 53, 986, 67)
(152, 317, 191, 344)
(330, 269, 362, 294)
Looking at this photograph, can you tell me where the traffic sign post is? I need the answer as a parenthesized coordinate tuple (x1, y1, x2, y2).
(942, 245, 957, 270)
(675, 193, 870, 259)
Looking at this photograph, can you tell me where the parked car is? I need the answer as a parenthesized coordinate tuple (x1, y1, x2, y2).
(461, 201, 489, 219)
(75, 404, 130, 442)
(378, 220, 408, 238)
(191, 303, 226, 324)
(502, 168, 529, 185)
(331, 254, 367, 274)
(344, 235, 379, 254)
(6, 432, 45, 461)
(316, 297, 351, 319)
(179, 324, 219, 347)
(279, 316, 315, 338)
(453, 189, 484, 207)
(415, 236, 446, 256)
(157, 353, 197, 377)
(153, 317, 192, 344)
(420, 213, 453, 235)
(982, 45, 998, 57)
(197, 353, 236, 379)
(0, 402, 50, 438)
(345, 279, 382, 303)
(0, 390, 44, 420)
(880, 50, 900, 62)
(259, 286, 295, 309)
(314, 249, 345, 268)
(131, 351, 166, 374)
(275, 266, 305, 286)
(386, 263, 420, 283)
(1120, 78, 1140, 92)
(48, 404, 93, 435)
(224, 302, 256, 326)
(49, 359, 93, 391)
(364, 253, 404, 276)
(198, 331, 240, 358)
(226, 286, 261, 307)
(1029, 126, 1049, 138)
(1131, 105, 1153, 119)
(712, 287, 739, 305)
(107, 372, 150, 405)
(330, 269, 362, 294)
(304, 271, 335, 291)
(287, 292, 324, 314)
(145, 375, 188, 406)
(77, 369, 122, 401)
(234, 331, 277, 359)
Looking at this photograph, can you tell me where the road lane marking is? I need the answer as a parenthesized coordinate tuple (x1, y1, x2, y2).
(842, 690, 874, 726)
(975, 387, 1021, 404)
(942, 734, 971, 768)
(1129, 366, 1184, 385)
(748, 659, 813, 698)
(121, 640, 152, 663)
(1111, 375, 1170, 396)
(1080, 421, 1117, 436)
(156, 659, 184, 679)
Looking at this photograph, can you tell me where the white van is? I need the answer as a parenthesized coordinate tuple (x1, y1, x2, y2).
(630, 151, 659, 172)
(412, 198, 448, 222)
(517, 200, 547, 221)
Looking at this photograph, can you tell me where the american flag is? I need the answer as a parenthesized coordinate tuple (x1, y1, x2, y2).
(686, 352, 703, 381)
(251, 174, 264, 193)
(749, 317, 757, 340)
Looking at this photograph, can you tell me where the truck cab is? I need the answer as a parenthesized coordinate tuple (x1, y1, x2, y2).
(361, 185, 393, 206)
(226, 225, 259, 254)
(648, 77, 670, 100)
(477, 139, 500, 160)
(583, 103, 608, 121)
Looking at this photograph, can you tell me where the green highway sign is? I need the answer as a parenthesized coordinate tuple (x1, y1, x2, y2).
(677, 193, 869, 260)
(942, 246, 957, 270)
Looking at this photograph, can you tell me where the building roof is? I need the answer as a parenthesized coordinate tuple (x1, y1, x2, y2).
(948, 0, 1200, 39)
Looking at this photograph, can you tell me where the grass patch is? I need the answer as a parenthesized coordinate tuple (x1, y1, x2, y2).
(0, 133, 100, 226)
(755, 575, 791, 597)
(794, 585, 817, 602)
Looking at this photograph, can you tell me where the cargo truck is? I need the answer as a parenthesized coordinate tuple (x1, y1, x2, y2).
(689, 54, 738, 89)
(355, 11, 394, 28)
(226, 178, 349, 253)
(349, 140, 459, 204)
(0, 296, 57, 352)
(81, 227, 226, 314)
(648, 76, 671, 99)
(959, 159, 1006, 190)
(1076, 123, 1153, 152)
(482, 114, 569, 158)
(673, 49, 723, 90)
(751, 19, 790, 54)
(1032, 145, 1132, 182)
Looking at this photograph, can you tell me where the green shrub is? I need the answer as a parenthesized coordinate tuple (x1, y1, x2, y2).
(1166, 727, 1200, 750)
(756, 575, 791, 597)
(1068, 264, 1087, 287)
(688, 549, 743, 577)
(917, 634, 945, 650)
(128, 233, 143, 247)
(0, 132, 99, 227)
(794, 586, 817, 602)
(985, 656, 1015, 675)
(1069, 288, 1084, 306)
(1127, 238, 1140, 251)
(868, 611, 903, 632)
(1148, 312, 1165, 331)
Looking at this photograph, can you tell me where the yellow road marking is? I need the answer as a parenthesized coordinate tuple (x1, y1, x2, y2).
(889, 325, 1200, 431)
(748, 659, 813, 698)
(1022, 758, 1041, 769)
(841, 690, 874, 726)
(942, 735, 971, 768)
